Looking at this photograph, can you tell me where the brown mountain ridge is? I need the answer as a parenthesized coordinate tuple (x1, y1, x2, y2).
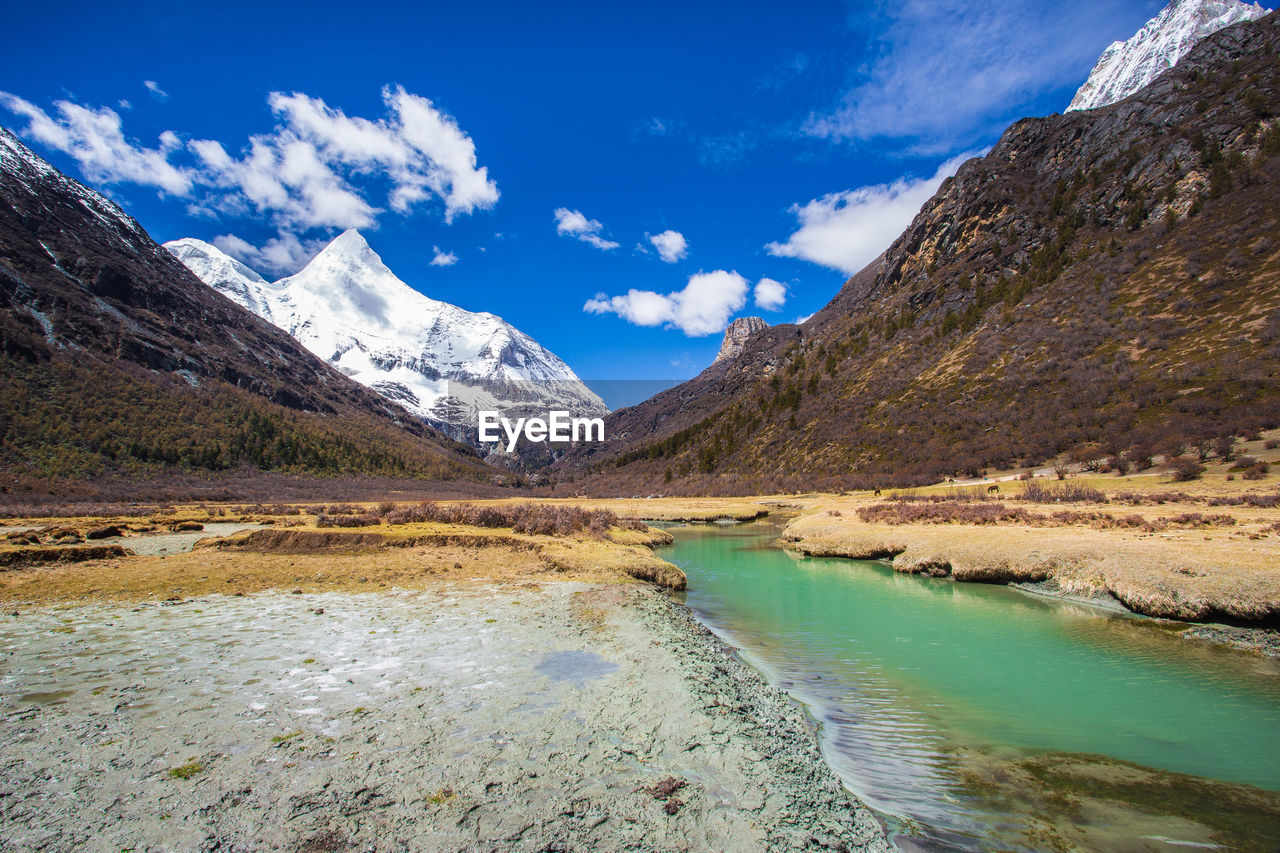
(0, 129, 491, 495)
(554, 11, 1280, 496)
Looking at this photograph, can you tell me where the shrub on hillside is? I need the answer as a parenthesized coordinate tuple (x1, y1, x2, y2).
(1230, 456, 1260, 471)
(1243, 462, 1270, 480)
(887, 487, 995, 503)
(1169, 457, 1206, 481)
(1111, 491, 1194, 505)
(1021, 480, 1108, 503)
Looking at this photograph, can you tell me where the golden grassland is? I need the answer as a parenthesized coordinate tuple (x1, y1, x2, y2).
(781, 445, 1280, 624)
(3, 447, 1280, 625)
(784, 516, 1280, 621)
(0, 513, 682, 604)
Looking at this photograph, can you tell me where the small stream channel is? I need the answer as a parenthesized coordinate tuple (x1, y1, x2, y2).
(660, 519, 1280, 851)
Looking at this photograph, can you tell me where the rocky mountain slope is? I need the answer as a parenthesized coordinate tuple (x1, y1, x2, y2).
(167, 233, 606, 451)
(1068, 0, 1269, 111)
(0, 128, 490, 489)
(555, 10, 1280, 495)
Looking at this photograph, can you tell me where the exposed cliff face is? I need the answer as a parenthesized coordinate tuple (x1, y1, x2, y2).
(555, 11, 1280, 495)
(0, 128, 489, 485)
(715, 317, 768, 363)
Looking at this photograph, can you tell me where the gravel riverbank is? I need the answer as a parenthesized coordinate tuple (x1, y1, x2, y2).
(0, 582, 888, 852)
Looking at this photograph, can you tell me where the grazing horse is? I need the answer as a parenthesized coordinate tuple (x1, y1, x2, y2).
(987, 484, 1001, 495)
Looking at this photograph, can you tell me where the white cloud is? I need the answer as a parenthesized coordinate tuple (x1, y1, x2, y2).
(647, 229, 688, 263)
(0, 92, 193, 195)
(430, 246, 458, 266)
(804, 0, 1134, 150)
(0, 86, 498, 272)
(554, 208, 619, 250)
(213, 231, 327, 275)
(192, 134, 378, 231)
(795, 312, 814, 325)
(766, 151, 979, 275)
(584, 270, 748, 337)
(638, 117, 671, 136)
(143, 80, 169, 101)
(193, 86, 499, 231)
(754, 277, 787, 311)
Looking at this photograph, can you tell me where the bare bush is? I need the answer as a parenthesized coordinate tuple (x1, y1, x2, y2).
(0, 503, 161, 519)
(1021, 480, 1108, 503)
(1168, 457, 1206, 481)
(858, 502, 1035, 525)
(383, 501, 643, 539)
(1111, 491, 1194, 505)
(316, 513, 381, 528)
(1243, 462, 1270, 480)
(887, 487, 995, 503)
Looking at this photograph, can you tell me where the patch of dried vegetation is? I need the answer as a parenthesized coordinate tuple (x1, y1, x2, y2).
(785, 487, 1280, 624)
(0, 501, 684, 603)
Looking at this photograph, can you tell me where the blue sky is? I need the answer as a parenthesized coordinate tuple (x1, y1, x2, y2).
(0, 0, 1163, 384)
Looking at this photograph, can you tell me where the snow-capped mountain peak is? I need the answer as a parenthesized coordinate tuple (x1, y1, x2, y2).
(164, 237, 275, 320)
(315, 228, 381, 265)
(166, 231, 607, 448)
(1068, 0, 1270, 112)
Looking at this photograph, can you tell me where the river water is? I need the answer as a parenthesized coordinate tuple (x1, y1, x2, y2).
(661, 520, 1280, 851)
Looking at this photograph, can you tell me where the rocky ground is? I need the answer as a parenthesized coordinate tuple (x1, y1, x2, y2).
(0, 582, 888, 852)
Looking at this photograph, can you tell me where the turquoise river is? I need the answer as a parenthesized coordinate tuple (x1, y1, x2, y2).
(659, 520, 1280, 851)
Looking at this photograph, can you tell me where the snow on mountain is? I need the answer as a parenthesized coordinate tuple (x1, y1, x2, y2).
(1068, 0, 1270, 112)
(166, 236, 275, 321)
(0, 128, 144, 241)
(166, 231, 607, 447)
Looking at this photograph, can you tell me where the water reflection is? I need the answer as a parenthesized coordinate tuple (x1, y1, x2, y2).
(664, 521, 1280, 851)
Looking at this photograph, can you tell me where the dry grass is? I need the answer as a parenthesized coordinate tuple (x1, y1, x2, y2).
(463, 496, 775, 522)
(11, 482, 1280, 625)
(880, 430, 1280, 502)
(785, 502, 1280, 623)
(0, 512, 683, 603)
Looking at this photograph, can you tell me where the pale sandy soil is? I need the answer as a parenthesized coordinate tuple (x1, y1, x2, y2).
(0, 583, 888, 852)
(0, 518, 886, 851)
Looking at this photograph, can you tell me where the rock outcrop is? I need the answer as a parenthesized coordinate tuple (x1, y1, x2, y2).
(714, 317, 768, 363)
